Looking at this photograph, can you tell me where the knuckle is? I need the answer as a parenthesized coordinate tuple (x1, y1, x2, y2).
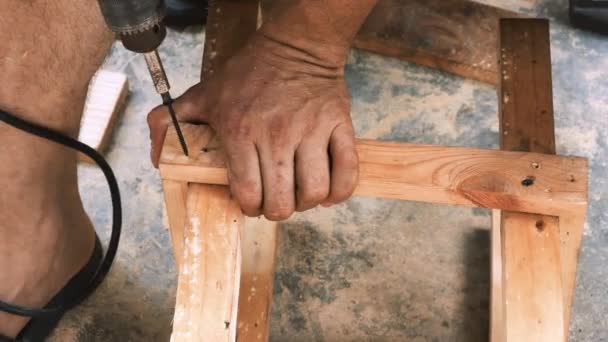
(266, 118, 291, 147)
(339, 151, 359, 170)
(332, 138, 355, 155)
(146, 108, 165, 127)
(222, 115, 253, 140)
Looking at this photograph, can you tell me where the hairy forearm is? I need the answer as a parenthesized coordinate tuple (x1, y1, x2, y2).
(259, 0, 379, 67)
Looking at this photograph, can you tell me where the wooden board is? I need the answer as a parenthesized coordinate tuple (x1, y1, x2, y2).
(559, 212, 586, 336)
(78, 70, 128, 162)
(494, 18, 584, 342)
(498, 18, 587, 331)
(171, 184, 242, 342)
(159, 124, 587, 217)
(490, 209, 504, 342)
(162, 180, 188, 268)
(237, 217, 278, 341)
(499, 20, 555, 153)
(353, 0, 520, 84)
(198, 2, 280, 341)
(501, 213, 564, 341)
(201, 0, 259, 81)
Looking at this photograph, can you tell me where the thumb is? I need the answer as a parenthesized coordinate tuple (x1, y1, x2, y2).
(147, 84, 209, 168)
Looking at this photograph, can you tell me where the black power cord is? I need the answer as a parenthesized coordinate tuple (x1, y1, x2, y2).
(0, 109, 121, 318)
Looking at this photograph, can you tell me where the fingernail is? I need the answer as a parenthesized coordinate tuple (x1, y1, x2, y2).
(321, 201, 333, 208)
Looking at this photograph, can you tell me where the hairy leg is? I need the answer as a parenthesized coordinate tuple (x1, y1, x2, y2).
(0, 1, 112, 337)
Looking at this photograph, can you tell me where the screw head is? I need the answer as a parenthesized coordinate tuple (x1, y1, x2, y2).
(522, 176, 535, 187)
(536, 220, 545, 232)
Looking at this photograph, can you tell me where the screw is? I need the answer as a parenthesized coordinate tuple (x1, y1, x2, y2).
(535, 220, 545, 232)
(521, 176, 535, 187)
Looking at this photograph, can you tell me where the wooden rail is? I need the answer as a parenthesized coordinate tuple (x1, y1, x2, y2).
(160, 124, 587, 217)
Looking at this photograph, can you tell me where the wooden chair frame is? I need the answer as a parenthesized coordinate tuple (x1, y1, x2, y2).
(158, 1, 588, 341)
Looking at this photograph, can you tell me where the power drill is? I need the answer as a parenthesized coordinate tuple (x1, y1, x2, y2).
(570, 0, 608, 34)
(96, 0, 189, 155)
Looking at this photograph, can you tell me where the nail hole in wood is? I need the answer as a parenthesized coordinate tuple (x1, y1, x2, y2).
(569, 175, 576, 182)
(202, 147, 209, 152)
(536, 220, 545, 232)
(225, 321, 230, 329)
(522, 176, 535, 187)
(531, 162, 540, 169)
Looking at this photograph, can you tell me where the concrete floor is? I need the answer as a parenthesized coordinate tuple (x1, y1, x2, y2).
(51, 1, 608, 341)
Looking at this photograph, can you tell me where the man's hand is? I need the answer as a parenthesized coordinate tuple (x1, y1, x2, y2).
(148, 33, 359, 220)
(148, 0, 378, 220)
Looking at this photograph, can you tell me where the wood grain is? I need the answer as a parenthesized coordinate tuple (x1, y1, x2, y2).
(501, 213, 564, 342)
(171, 184, 242, 342)
(490, 209, 504, 342)
(353, 0, 520, 84)
(237, 218, 278, 341)
(161, 180, 188, 268)
(558, 211, 586, 338)
(201, 0, 259, 81)
(160, 124, 587, 217)
(499, 19, 555, 154)
(199, 3, 280, 341)
(495, 18, 583, 342)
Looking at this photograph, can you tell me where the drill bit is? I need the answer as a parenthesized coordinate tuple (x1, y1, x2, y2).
(162, 94, 189, 156)
(143, 50, 189, 156)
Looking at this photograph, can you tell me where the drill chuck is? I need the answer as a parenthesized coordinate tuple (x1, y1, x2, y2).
(96, 0, 167, 53)
(96, 0, 189, 156)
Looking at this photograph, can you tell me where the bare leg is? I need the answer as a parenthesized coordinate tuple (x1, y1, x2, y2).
(0, 1, 112, 337)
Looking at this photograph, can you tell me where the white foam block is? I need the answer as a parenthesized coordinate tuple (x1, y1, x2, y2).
(78, 70, 129, 162)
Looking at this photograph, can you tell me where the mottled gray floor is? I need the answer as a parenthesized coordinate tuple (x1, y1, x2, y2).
(51, 1, 608, 341)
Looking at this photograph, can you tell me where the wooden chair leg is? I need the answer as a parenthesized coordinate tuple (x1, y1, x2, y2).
(490, 210, 504, 342)
(171, 184, 243, 342)
(492, 211, 566, 342)
(560, 212, 586, 336)
(237, 218, 278, 341)
(492, 18, 586, 341)
(502, 213, 564, 341)
(162, 180, 188, 268)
